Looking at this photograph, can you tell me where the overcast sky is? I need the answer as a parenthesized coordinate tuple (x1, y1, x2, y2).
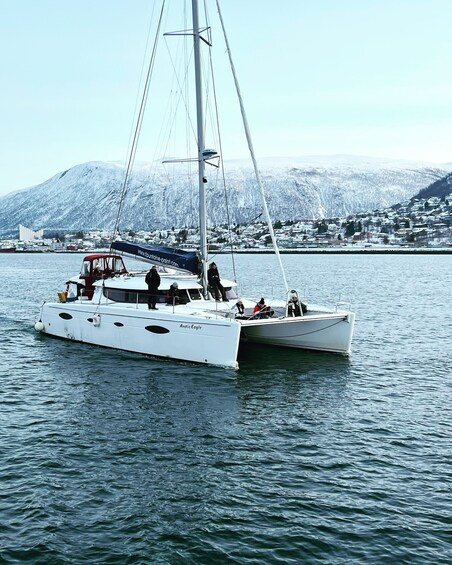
(0, 0, 451, 197)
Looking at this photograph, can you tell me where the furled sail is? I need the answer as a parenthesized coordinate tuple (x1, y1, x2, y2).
(111, 241, 200, 274)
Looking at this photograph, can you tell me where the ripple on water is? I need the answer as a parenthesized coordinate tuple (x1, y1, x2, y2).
(0, 253, 451, 563)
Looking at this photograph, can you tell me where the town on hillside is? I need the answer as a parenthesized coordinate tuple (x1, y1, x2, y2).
(1, 193, 451, 253)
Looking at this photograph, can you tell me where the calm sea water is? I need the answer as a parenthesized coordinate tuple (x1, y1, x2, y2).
(1, 252, 451, 564)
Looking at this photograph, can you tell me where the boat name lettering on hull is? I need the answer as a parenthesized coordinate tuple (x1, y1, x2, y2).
(180, 323, 202, 331)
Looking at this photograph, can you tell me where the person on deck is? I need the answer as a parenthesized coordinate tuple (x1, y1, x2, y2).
(207, 262, 228, 301)
(92, 261, 103, 279)
(166, 282, 180, 305)
(253, 297, 273, 318)
(287, 295, 307, 316)
(145, 265, 161, 310)
(234, 300, 245, 317)
(288, 295, 301, 317)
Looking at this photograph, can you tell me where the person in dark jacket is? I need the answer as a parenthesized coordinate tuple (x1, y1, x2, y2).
(288, 295, 301, 316)
(234, 300, 245, 316)
(145, 265, 161, 310)
(207, 262, 228, 301)
(287, 295, 307, 316)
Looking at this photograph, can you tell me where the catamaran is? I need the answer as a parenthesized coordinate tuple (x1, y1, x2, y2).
(35, 0, 355, 368)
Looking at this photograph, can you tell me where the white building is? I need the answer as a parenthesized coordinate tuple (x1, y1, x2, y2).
(19, 224, 43, 242)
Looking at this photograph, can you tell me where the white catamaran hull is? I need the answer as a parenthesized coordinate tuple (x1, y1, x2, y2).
(38, 302, 242, 369)
(239, 311, 355, 354)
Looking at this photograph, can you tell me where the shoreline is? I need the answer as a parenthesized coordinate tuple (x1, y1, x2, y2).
(4, 247, 452, 255)
(221, 247, 452, 255)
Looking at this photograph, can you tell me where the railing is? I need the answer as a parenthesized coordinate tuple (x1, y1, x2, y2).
(335, 300, 353, 312)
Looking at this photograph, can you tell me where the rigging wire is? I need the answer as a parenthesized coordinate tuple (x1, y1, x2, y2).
(111, 1, 166, 242)
(162, 28, 198, 222)
(124, 2, 159, 172)
(201, 0, 238, 284)
(206, 36, 238, 284)
(207, 212, 263, 263)
(215, 0, 290, 294)
(163, 37, 197, 158)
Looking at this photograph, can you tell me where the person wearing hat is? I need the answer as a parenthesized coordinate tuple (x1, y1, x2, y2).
(253, 297, 267, 318)
(288, 295, 301, 317)
(234, 299, 245, 317)
(145, 265, 161, 310)
(253, 297, 274, 319)
(166, 281, 180, 305)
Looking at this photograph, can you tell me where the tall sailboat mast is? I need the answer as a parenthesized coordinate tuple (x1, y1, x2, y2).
(192, 0, 208, 297)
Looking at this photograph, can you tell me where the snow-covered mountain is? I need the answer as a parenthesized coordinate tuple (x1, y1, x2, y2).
(411, 171, 452, 201)
(0, 156, 448, 235)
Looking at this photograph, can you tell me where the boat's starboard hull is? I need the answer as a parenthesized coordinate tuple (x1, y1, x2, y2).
(239, 311, 355, 354)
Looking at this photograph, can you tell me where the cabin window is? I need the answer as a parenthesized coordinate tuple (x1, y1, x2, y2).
(225, 287, 238, 300)
(112, 258, 125, 272)
(188, 288, 202, 300)
(103, 288, 150, 303)
(103, 288, 190, 305)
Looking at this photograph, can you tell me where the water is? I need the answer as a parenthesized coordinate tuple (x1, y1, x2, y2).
(1, 252, 451, 564)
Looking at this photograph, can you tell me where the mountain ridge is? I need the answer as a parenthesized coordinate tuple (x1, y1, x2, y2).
(411, 172, 452, 202)
(0, 156, 448, 235)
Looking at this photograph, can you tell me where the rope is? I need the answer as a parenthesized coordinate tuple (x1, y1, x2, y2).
(111, 1, 166, 244)
(215, 0, 289, 294)
(207, 212, 263, 262)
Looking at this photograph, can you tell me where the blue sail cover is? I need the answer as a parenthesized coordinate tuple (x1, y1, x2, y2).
(111, 241, 200, 274)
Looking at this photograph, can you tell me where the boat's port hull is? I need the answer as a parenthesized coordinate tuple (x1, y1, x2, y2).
(239, 311, 355, 354)
(37, 302, 241, 369)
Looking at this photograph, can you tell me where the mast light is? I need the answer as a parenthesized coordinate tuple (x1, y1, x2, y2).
(202, 148, 217, 160)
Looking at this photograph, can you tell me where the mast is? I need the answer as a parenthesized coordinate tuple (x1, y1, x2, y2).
(192, 0, 208, 297)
